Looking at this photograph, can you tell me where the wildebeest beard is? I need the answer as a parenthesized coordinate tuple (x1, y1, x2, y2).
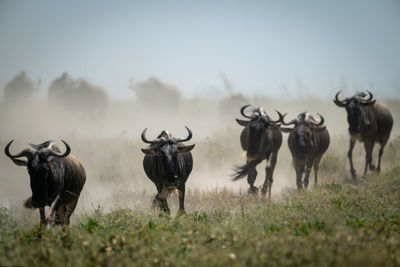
(247, 121, 266, 158)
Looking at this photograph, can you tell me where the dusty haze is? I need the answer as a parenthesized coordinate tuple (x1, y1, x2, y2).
(0, 94, 399, 219)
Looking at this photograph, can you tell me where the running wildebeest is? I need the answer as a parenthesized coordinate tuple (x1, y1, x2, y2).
(141, 127, 195, 215)
(4, 140, 86, 225)
(281, 112, 330, 189)
(232, 105, 283, 198)
(334, 91, 393, 179)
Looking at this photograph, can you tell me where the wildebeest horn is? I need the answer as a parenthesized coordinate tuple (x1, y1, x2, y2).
(174, 126, 193, 143)
(263, 110, 285, 124)
(42, 140, 71, 158)
(280, 114, 297, 126)
(240, 105, 254, 119)
(334, 91, 348, 107)
(141, 128, 162, 144)
(359, 90, 374, 103)
(308, 113, 325, 127)
(5, 140, 34, 159)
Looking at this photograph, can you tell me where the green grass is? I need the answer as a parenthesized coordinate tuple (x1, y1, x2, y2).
(1, 166, 400, 266)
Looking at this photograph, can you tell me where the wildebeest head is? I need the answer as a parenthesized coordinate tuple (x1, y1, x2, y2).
(334, 91, 376, 135)
(281, 112, 326, 155)
(5, 140, 70, 207)
(236, 105, 283, 159)
(141, 127, 195, 188)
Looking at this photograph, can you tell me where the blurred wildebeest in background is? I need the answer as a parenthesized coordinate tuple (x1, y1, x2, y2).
(48, 72, 108, 115)
(334, 91, 393, 179)
(281, 112, 330, 190)
(130, 77, 181, 112)
(5, 140, 86, 225)
(141, 127, 195, 215)
(232, 105, 283, 198)
(3, 71, 39, 104)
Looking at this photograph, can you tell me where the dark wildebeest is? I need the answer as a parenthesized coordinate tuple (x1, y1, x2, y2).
(232, 105, 283, 198)
(281, 112, 330, 190)
(5, 140, 86, 225)
(334, 91, 393, 179)
(141, 127, 195, 215)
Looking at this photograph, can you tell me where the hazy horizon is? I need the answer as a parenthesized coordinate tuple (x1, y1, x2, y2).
(1, 0, 400, 100)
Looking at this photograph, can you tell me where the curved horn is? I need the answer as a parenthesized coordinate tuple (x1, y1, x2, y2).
(262, 110, 284, 124)
(141, 128, 163, 144)
(240, 105, 253, 119)
(5, 140, 33, 159)
(280, 114, 297, 126)
(360, 90, 374, 103)
(308, 113, 325, 127)
(334, 91, 348, 107)
(175, 126, 193, 143)
(42, 140, 71, 158)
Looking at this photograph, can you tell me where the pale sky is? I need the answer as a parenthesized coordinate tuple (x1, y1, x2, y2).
(1, 0, 399, 99)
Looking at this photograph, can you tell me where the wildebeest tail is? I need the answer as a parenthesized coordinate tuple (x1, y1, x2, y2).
(232, 164, 248, 181)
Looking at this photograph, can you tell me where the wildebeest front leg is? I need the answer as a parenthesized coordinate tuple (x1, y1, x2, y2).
(247, 161, 258, 194)
(348, 137, 357, 179)
(295, 164, 304, 190)
(303, 161, 313, 189)
(262, 152, 277, 199)
(46, 195, 62, 225)
(363, 141, 375, 178)
(39, 207, 46, 225)
(178, 184, 186, 215)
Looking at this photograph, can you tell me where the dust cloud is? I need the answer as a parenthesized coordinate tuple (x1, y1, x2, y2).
(1, 75, 399, 219)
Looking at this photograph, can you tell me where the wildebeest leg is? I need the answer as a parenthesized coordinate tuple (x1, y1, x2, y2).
(39, 207, 46, 225)
(55, 206, 66, 225)
(46, 195, 61, 225)
(247, 161, 259, 194)
(295, 164, 304, 190)
(160, 198, 170, 215)
(303, 162, 313, 189)
(348, 137, 357, 179)
(262, 152, 277, 199)
(178, 184, 186, 215)
(64, 199, 78, 225)
(376, 144, 386, 173)
(363, 141, 375, 178)
(313, 157, 322, 185)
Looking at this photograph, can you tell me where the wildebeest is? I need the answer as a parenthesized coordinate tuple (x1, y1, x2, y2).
(5, 140, 86, 225)
(232, 105, 283, 198)
(141, 127, 195, 215)
(334, 91, 393, 179)
(281, 112, 330, 189)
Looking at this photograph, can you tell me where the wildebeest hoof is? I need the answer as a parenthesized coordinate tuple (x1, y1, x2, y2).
(369, 164, 376, 171)
(248, 186, 258, 195)
(177, 210, 186, 216)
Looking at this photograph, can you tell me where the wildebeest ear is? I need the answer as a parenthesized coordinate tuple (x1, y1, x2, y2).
(311, 126, 326, 133)
(280, 127, 293, 133)
(11, 158, 28, 166)
(236, 119, 251, 127)
(178, 144, 195, 153)
(141, 148, 160, 156)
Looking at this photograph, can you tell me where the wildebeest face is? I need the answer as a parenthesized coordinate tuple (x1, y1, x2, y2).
(293, 125, 313, 151)
(142, 142, 194, 187)
(346, 99, 362, 135)
(247, 119, 268, 157)
(27, 152, 51, 207)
